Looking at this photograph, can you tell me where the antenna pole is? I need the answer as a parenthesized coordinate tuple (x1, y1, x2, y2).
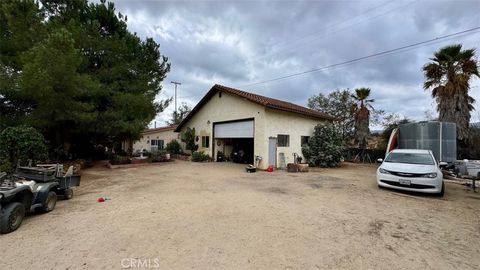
(171, 81, 182, 116)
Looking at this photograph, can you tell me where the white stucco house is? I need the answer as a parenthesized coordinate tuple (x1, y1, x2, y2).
(123, 125, 182, 153)
(175, 84, 336, 169)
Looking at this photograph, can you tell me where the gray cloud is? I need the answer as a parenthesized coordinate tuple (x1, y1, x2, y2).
(113, 0, 480, 127)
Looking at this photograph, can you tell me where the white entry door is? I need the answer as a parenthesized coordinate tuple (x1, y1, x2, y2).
(268, 137, 277, 167)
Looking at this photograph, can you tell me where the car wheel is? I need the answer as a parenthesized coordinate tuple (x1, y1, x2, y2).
(0, 202, 26, 234)
(438, 182, 445, 197)
(63, 188, 73, 200)
(40, 191, 57, 213)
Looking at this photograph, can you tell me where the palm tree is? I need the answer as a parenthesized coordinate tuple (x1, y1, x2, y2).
(352, 87, 374, 149)
(423, 44, 479, 154)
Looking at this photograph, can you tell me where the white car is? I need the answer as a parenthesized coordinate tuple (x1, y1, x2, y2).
(377, 149, 445, 196)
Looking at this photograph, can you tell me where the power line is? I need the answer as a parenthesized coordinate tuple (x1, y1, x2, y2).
(243, 26, 480, 87)
(247, 0, 417, 64)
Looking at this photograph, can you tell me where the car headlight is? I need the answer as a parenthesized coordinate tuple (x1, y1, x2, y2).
(379, 168, 390, 174)
(424, 173, 437, 178)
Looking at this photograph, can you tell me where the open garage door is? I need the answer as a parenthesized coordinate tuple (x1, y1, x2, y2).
(214, 120, 254, 164)
(214, 120, 254, 138)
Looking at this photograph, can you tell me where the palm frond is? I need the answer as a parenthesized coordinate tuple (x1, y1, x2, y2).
(353, 87, 371, 100)
(431, 86, 443, 98)
(424, 80, 435, 90)
(456, 48, 475, 61)
(462, 59, 479, 76)
(423, 63, 444, 85)
(439, 44, 462, 58)
(468, 95, 476, 105)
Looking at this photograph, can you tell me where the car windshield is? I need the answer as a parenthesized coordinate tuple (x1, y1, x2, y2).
(384, 152, 435, 165)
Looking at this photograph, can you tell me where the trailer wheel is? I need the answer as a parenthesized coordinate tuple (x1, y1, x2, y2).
(40, 191, 57, 213)
(63, 188, 73, 200)
(0, 202, 25, 234)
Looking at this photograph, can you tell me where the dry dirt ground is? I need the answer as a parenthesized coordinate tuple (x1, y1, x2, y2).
(2, 161, 480, 270)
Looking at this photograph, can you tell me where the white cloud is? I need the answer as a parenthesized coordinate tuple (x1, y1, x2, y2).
(112, 0, 480, 127)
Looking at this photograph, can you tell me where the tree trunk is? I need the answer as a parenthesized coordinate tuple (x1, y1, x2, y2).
(437, 90, 471, 158)
(354, 107, 370, 149)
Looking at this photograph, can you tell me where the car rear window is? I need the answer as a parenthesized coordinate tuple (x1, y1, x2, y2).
(384, 153, 435, 165)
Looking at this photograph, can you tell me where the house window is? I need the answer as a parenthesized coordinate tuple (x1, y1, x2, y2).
(151, 139, 164, 151)
(301, 136, 310, 146)
(202, 136, 210, 148)
(277, 134, 289, 147)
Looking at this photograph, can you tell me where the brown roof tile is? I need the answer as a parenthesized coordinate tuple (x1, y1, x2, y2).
(143, 125, 177, 135)
(175, 84, 336, 132)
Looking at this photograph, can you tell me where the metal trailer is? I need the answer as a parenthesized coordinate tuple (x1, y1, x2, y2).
(387, 121, 457, 163)
(15, 164, 81, 198)
(386, 121, 479, 191)
(0, 164, 81, 234)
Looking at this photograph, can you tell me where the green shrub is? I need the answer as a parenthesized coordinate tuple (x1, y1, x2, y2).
(302, 123, 345, 167)
(151, 150, 167, 162)
(110, 155, 131, 165)
(0, 126, 48, 172)
(166, 139, 182, 154)
(181, 127, 198, 152)
(191, 151, 210, 162)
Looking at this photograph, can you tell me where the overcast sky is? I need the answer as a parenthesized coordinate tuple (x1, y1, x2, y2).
(112, 0, 480, 128)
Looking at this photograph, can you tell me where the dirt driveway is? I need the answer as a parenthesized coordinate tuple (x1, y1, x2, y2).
(2, 161, 480, 269)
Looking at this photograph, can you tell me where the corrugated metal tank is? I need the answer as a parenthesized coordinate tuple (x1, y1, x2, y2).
(398, 121, 457, 162)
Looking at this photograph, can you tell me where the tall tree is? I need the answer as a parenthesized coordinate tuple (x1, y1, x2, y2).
(381, 113, 410, 141)
(167, 102, 192, 126)
(308, 89, 356, 140)
(0, 0, 171, 157)
(423, 44, 479, 155)
(352, 87, 374, 149)
(0, 0, 46, 128)
(20, 29, 98, 151)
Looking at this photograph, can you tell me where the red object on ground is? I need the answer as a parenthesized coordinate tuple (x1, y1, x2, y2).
(97, 197, 105, 203)
(267, 165, 274, 172)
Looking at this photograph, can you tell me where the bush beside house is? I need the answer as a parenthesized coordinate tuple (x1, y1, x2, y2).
(191, 151, 211, 162)
(302, 123, 345, 167)
(166, 139, 182, 155)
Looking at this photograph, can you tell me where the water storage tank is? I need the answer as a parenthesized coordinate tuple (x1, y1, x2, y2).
(397, 121, 457, 163)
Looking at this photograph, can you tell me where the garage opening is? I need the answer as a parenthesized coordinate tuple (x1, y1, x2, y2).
(214, 119, 254, 164)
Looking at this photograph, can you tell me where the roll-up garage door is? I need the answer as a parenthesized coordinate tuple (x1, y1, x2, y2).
(214, 120, 254, 138)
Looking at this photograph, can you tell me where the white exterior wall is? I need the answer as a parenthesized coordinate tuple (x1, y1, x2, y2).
(264, 108, 326, 167)
(132, 129, 181, 152)
(177, 91, 267, 166)
(178, 91, 329, 169)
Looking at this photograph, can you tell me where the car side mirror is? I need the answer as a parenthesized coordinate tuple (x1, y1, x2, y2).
(377, 158, 383, 163)
(439, 161, 448, 167)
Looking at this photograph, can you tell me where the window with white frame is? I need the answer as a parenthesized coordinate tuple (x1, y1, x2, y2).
(151, 139, 164, 151)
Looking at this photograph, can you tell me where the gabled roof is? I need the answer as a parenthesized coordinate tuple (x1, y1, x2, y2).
(175, 84, 336, 132)
(143, 125, 177, 135)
